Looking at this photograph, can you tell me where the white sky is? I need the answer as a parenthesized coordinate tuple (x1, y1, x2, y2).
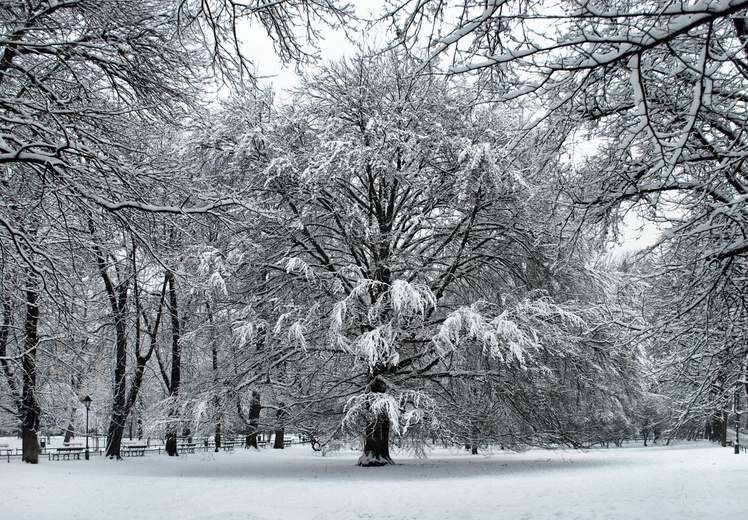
(239, 6, 383, 95)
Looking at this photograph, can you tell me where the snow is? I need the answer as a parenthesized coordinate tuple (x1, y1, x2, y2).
(1, 438, 745, 519)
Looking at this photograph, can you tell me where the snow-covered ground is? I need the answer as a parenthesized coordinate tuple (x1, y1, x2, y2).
(1, 438, 745, 519)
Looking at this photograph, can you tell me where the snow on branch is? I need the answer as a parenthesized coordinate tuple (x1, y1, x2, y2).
(343, 389, 436, 436)
(282, 256, 317, 281)
(389, 279, 436, 319)
(355, 323, 398, 368)
(434, 295, 588, 365)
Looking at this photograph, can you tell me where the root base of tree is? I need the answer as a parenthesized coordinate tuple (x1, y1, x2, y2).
(357, 453, 395, 467)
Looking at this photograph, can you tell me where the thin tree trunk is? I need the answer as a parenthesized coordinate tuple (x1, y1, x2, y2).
(64, 422, 75, 443)
(21, 281, 41, 464)
(208, 302, 221, 452)
(165, 271, 181, 457)
(468, 423, 480, 454)
(104, 286, 129, 459)
(273, 405, 287, 449)
(245, 391, 261, 449)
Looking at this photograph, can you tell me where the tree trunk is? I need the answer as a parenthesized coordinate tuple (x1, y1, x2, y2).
(245, 390, 261, 449)
(95, 240, 165, 459)
(273, 405, 287, 449)
(21, 282, 41, 464)
(165, 271, 181, 457)
(358, 413, 394, 466)
(470, 425, 479, 455)
(64, 422, 75, 443)
(214, 423, 222, 452)
(103, 272, 129, 459)
(208, 302, 221, 453)
(357, 373, 394, 467)
(106, 413, 126, 459)
(709, 413, 723, 443)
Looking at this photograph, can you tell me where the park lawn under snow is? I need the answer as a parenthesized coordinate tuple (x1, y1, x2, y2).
(1, 439, 745, 520)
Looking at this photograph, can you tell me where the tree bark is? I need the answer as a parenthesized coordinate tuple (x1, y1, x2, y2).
(214, 423, 222, 452)
(165, 271, 181, 457)
(101, 254, 130, 459)
(208, 301, 221, 452)
(357, 375, 394, 467)
(21, 282, 41, 464)
(470, 425, 479, 455)
(719, 410, 728, 447)
(273, 406, 287, 449)
(244, 391, 261, 449)
(64, 422, 75, 443)
(358, 413, 394, 466)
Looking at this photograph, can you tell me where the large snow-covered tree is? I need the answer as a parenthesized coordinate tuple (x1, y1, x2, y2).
(216, 51, 641, 465)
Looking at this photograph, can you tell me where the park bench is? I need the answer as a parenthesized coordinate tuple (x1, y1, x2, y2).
(221, 441, 235, 452)
(122, 444, 147, 457)
(178, 443, 196, 453)
(51, 446, 84, 460)
(1, 443, 15, 461)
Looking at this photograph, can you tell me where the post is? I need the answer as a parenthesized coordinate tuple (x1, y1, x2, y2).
(82, 396, 92, 460)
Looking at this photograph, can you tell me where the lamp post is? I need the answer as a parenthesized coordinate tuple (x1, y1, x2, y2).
(82, 396, 92, 460)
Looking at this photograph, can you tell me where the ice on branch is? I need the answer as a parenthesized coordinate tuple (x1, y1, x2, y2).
(434, 296, 587, 365)
(355, 323, 398, 368)
(343, 390, 435, 436)
(330, 301, 347, 334)
(389, 279, 436, 319)
(288, 320, 308, 351)
(233, 320, 258, 349)
(282, 257, 316, 281)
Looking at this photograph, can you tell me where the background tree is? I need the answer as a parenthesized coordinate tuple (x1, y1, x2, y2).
(379, 0, 748, 438)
